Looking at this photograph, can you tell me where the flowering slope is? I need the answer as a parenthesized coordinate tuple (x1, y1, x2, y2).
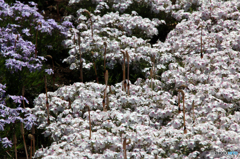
(32, 77, 240, 158)
(32, 0, 240, 158)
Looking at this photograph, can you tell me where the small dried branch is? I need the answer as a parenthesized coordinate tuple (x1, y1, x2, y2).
(45, 55, 55, 89)
(35, 22, 42, 58)
(104, 42, 107, 72)
(150, 68, 153, 90)
(126, 51, 130, 95)
(32, 126, 35, 154)
(91, 51, 99, 83)
(200, 25, 203, 59)
(85, 105, 91, 139)
(84, 10, 93, 39)
(121, 50, 126, 91)
(68, 97, 71, 109)
(178, 89, 187, 134)
(123, 137, 131, 159)
(44, 75, 50, 125)
(103, 70, 108, 112)
(28, 134, 35, 159)
(192, 100, 195, 123)
(21, 86, 29, 159)
(77, 32, 83, 82)
(13, 126, 17, 159)
(20, 123, 29, 159)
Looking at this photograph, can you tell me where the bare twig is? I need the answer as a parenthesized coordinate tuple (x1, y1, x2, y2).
(44, 75, 50, 124)
(91, 51, 99, 83)
(104, 42, 107, 72)
(121, 50, 126, 91)
(126, 51, 130, 95)
(13, 126, 17, 159)
(123, 137, 131, 159)
(200, 25, 203, 59)
(103, 70, 108, 112)
(21, 86, 29, 159)
(68, 97, 71, 109)
(84, 10, 93, 40)
(28, 134, 35, 159)
(192, 100, 195, 123)
(35, 22, 42, 58)
(85, 105, 91, 139)
(77, 32, 83, 82)
(45, 55, 55, 90)
(20, 123, 29, 159)
(178, 89, 187, 134)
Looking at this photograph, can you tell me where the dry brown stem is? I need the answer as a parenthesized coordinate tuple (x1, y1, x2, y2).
(84, 10, 93, 39)
(68, 97, 71, 109)
(103, 70, 108, 112)
(200, 26, 203, 59)
(13, 126, 17, 159)
(21, 123, 29, 159)
(21, 86, 29, 159)
(121, 50, 126, 91)
(85, 105, 91, 139)
(192, 100, 195, 123)
(178, 89, 187, 134)
(123, 137, 131, 159)
(35, 22, 42, 58)
(28, 134, 35, 159)
(150, 68, 153, 90)
(77, 32, 83, 82)
(91, 51, 99, 83)
(45, 55, 56, 90)
(44, 75, 50, 125)
(104, 42, 107, 72)
(126, 51, 130, 95)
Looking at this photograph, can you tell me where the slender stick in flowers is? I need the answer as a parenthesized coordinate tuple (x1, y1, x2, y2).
(126, 51, 130, 96)
(28, 134, 35, 159)
(150, 68, 153, 90)
(106, 93, 109, 110)
(178, 92, 181, 114)
(5, 151, 12, 158)
(35, 22, 42, 58)
(192, 100, 195, 123)
(151, 55, 155, 80)
(44, 75, 50, 124)
(84, 10, 93, 40)
(123, 137, 131, 159)
(104, 42, 107, 72)
(13, 125, 17, 159)
(178, 89, 187, 134)
(85, 105, 91, 139)
(45, 55, 55, 89)
(121, 50, 126, 91)
(31, 126, 35, 155)
(77, 32, 83, 82)
(91, 51, 99, 83)
(103, 70, 108, 112)
(14, 34, 19, 49)
(21, 123, 29, 159)
(68, 97, 71, 109)
(200, 25, 203, 59)
(21, 86, 29, 159)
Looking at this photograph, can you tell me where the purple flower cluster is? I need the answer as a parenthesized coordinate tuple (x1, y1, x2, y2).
(0, 0, 72, 149)
(0, 0, 72, 73)
(0, 83, 37, 148)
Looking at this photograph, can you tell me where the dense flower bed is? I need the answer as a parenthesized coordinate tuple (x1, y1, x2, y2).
(31, 0, 240, 158)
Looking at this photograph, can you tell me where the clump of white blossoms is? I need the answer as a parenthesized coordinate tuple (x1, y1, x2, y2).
(32, 0, 240, 158)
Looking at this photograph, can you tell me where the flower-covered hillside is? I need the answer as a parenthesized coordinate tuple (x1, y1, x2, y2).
(32, 79, 240, 158)
(31, 0, 240, 158)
